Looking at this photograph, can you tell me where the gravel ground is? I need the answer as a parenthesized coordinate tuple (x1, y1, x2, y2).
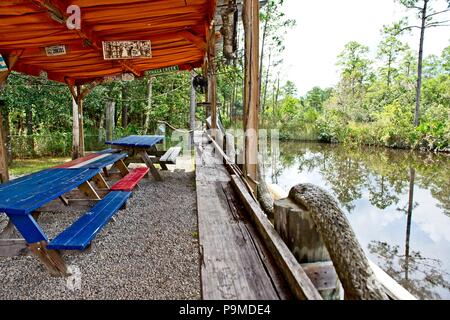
(0, 157, 200, 300)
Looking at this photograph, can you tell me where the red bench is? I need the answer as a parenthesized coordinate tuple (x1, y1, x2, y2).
(110, 167, 150, 191)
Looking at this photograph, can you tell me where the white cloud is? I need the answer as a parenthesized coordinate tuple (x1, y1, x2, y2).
(280, 0, 450, 95)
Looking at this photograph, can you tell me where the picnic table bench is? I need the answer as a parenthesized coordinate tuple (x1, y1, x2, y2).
(0, 150, 149, 276)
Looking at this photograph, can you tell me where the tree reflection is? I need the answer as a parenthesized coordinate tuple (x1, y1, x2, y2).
(368, 175, 399, 209)
(368, 167, 450, 300)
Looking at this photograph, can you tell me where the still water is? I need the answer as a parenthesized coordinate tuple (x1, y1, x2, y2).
(263, 141, 450, 300)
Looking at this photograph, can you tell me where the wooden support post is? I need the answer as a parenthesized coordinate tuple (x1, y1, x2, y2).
(242, 0, 260, 193)
(207, 23, 218, 138)
(105, 100, 115, 142)
(69, 84, 87, 159)
(274, 197, 342, 299)
(77, 85, 85, 158)
(0, 107, 9, 183)
(71, 94, 80, 159)
(0, 52, 20, 182)
(230, 175, 323, 300)
(190, 70, 197, 147)
(202, 62, 210, 120)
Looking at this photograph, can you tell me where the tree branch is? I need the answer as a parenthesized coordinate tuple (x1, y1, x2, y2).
(425, 8, 450, 19)
(426, 23, 450, 28)
(404, 5, 423, 10)
(395, 25, 422, 35)
(425, 19, 450, 27)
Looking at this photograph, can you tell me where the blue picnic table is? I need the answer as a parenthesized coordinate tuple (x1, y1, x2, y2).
(0, 164, 132, 276)
(106, 135, 164, 149)
(0, 168, 100, 217)
(106, 135, 166, 181)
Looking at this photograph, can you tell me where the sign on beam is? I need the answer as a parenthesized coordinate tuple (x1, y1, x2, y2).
(145, 65, 179, 76)
(0, 54, 8, 72)
(45, 45, 67, 56)
(102, 40, 152, 60)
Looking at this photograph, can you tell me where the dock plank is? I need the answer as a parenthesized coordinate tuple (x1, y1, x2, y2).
(195, 132, 289, 300)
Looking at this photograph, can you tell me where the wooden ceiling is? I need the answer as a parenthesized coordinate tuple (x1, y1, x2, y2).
(0, 0, 217, 85)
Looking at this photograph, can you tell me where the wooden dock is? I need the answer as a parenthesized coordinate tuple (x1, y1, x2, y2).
(195, 132, 292, 300)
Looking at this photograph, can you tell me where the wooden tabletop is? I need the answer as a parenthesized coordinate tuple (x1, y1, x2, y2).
(0, 168, 100, 215)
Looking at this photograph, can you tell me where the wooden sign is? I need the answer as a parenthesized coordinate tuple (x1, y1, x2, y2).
(145, 65, 179, 76)
(45, 45, 67, 56)
(0, 54, 8, 72)
(102, 40, 152, 60)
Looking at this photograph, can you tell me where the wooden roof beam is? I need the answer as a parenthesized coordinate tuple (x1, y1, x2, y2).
(117, 60, 142, 77)
(0, 50, 23, 86)
(179, 30, 207, 51)
(30, 0, 143, 80)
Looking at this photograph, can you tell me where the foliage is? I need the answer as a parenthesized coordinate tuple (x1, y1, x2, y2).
(0, 71, 200, 159)
(259, 36, 449, 152)
(9, 157, 70, 177)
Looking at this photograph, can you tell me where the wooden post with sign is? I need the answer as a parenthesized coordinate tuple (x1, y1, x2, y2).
(242, 0, 260, 193)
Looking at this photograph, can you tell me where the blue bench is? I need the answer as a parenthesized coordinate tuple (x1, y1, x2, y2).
(47, 191, 131, 250)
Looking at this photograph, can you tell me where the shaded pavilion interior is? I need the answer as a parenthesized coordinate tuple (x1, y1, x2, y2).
(0, 0, 216, 84)
(0, 0, 261, 184)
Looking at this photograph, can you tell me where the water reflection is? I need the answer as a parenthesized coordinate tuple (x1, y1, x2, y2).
(264, 142, 450, 299)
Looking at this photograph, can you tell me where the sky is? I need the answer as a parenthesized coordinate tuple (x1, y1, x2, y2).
(280, 0, 450, 95)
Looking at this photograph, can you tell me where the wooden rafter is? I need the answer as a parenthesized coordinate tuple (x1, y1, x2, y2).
(0, 50, 23, 86)
(29, 0, 142, 78)
(180, 30, 207, 51)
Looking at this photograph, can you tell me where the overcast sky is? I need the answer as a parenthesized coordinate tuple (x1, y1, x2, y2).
(280, 0, 450, 95)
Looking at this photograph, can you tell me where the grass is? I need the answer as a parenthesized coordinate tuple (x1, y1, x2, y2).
(9, 157, 70, 177)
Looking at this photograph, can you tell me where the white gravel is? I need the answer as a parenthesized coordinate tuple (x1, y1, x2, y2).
(0, 158, 200, 300)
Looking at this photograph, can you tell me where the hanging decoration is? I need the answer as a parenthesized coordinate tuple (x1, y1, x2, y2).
(103, 40, 152, 60)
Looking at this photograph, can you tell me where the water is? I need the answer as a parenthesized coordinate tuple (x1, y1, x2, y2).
(263, 141, 450, 300)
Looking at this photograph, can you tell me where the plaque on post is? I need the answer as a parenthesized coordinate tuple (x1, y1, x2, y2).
(102, 40, 152, 60)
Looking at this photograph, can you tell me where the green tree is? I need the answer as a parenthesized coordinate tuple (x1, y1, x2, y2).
(259, 0, 296, 113)
(398, 0, 450, 127)
(377, 20, 410, 88)
(303, 87, 333, 111)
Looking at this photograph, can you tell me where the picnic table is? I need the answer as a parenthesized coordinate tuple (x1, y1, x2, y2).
(106, 135, 173, 181)
(0, 151, 147, 276)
